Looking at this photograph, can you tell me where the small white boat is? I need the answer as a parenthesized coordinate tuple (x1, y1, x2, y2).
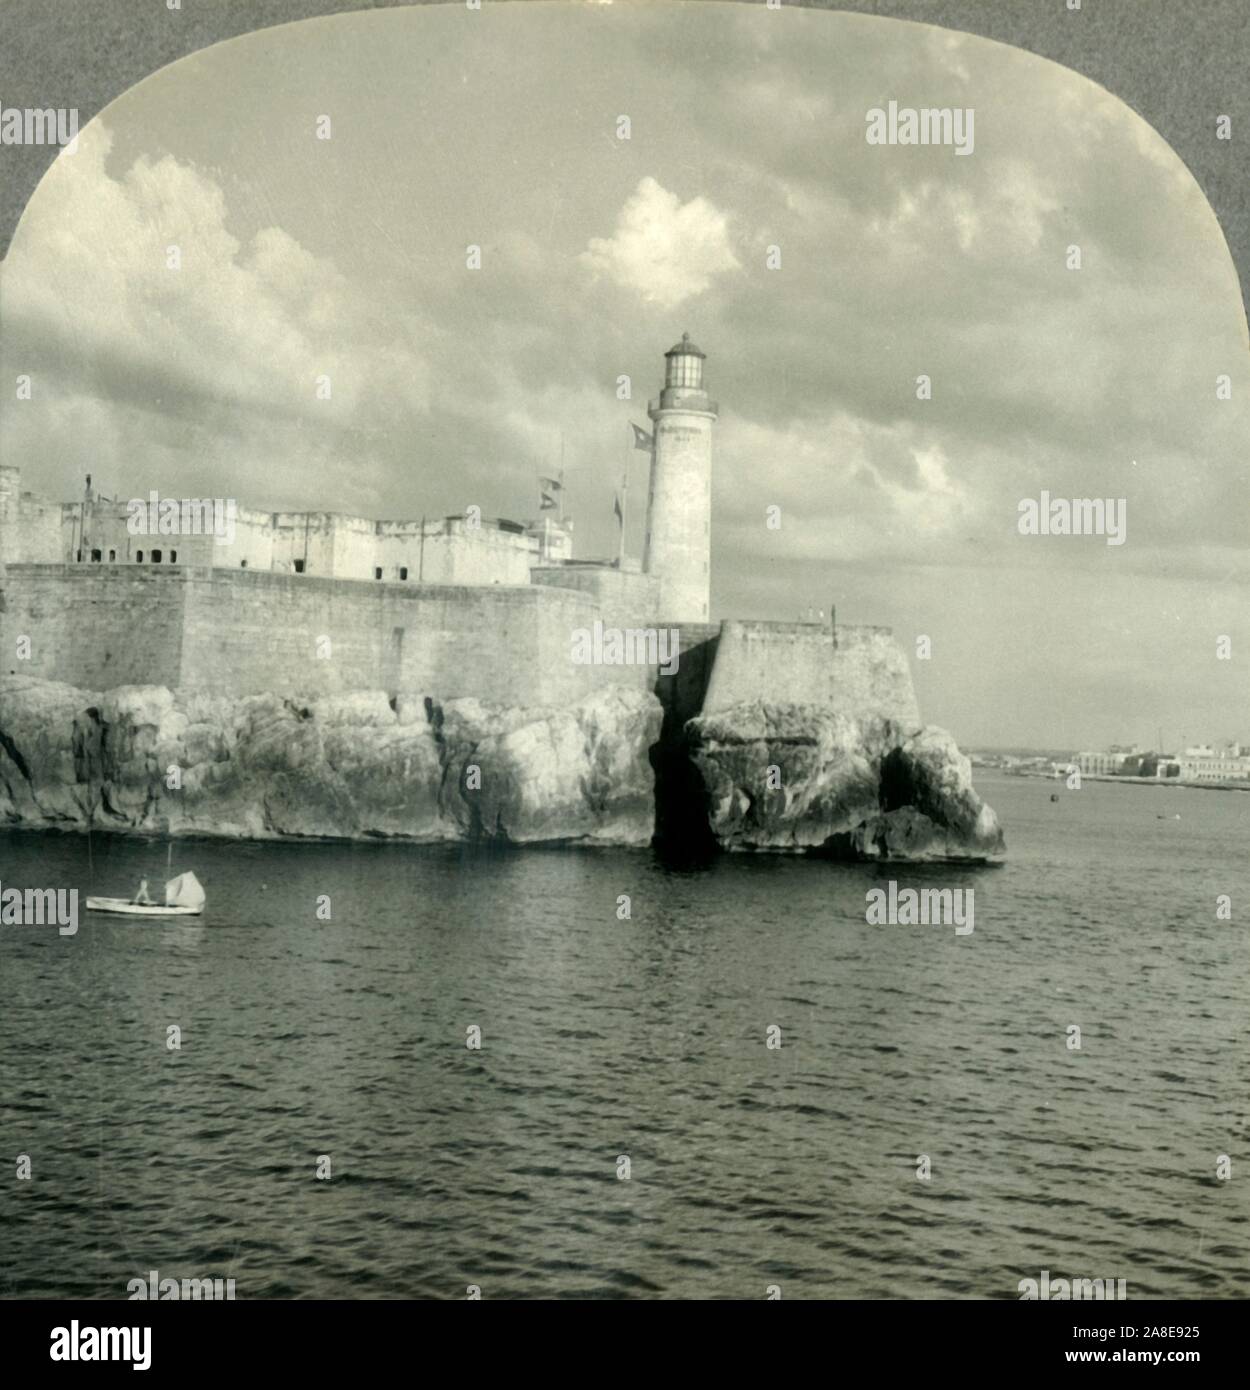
(85, 898, 202, 917)
(86, 871, 205, 917)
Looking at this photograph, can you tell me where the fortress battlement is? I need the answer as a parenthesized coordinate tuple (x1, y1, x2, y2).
(0, 558, 918, 724)
(0, 340, 920, 727)
(2, 560, 601, 706)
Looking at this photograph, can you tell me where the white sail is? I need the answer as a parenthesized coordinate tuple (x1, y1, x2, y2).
(164, 871, 206, 911)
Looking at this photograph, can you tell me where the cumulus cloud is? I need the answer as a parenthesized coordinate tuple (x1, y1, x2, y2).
(580, 176, 740, 309)
(1, 3, 1245, 745)
(1, 119, 431, 511)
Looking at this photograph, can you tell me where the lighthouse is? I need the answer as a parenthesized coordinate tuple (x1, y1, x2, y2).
(0, 464, 17, 621)
(643, 333, 718, 623)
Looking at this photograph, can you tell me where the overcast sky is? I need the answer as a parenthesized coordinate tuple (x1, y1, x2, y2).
(2, 2, 1246, 748)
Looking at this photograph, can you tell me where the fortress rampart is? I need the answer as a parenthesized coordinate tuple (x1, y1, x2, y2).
(699, 618, 919, 722)
(831, 624, 920, 724)
(1, 565, 603, 708)
(702, 619, 834, 711)
(0, 561, 920, 727)
(0, 339, 922, 731)
(4, 564, 188, 691)
(529, 563, 660, 632)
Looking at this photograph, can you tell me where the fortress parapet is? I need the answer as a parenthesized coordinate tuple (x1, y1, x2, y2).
(0, 478, 572, 584)
(831, 624, 920, 724)
(0, 463, 18, 613)
(703, 618, 835, 711)
(529, 563, 660, 632)
(699, 616, 918, 724)
(0, 564, 601, 707)
(0, 337, 919, 729)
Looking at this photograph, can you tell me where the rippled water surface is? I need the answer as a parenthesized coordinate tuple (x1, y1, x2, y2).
(1, 773, 1247, 1299)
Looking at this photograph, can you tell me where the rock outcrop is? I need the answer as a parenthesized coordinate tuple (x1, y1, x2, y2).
(687, 702, 1005, 861)
(0, 679, 1003, 860)
(0, 676, 662, 847)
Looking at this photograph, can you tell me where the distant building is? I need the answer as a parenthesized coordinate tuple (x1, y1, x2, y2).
(1075, 750, 1135, 776)
(1151, 744, 1250, 780)
(1174, 749, 1250, 782)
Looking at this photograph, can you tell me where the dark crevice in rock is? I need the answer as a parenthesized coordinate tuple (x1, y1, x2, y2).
(71, 706, 103, 786)
(650, 634, 720, 861)
(461, 759, 486, 839)
(810, 831, 859, 860)
(0, 725, 32, 784)
(649, 729, 719, 863)
(879, 746, 916, 815)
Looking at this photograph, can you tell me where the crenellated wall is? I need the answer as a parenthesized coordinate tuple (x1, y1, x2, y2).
(1, 458, 564, 588)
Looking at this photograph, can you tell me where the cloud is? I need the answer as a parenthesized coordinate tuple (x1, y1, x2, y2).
(2, 4, 1246, 746)
(1, 119, 431, 511)
(580, 176, 740, 309)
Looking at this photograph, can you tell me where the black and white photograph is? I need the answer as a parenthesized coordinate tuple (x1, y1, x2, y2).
(0, 0, 1246, 1362)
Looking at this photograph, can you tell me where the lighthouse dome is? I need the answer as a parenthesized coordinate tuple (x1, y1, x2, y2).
(665, 331, 706, 360)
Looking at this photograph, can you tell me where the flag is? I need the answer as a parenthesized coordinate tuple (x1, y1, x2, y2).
(613, 493, 623, 527)
(631, 423, 653, 451)
(539, 475, 561, 510)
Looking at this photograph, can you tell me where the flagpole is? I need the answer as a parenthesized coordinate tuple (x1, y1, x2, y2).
(618, 429, 629, 568)
(558, 435, 565, 522)
(538, 471, 562, 560)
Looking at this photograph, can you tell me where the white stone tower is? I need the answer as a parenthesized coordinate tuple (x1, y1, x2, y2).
(644, 333, 717, 622)
(0, 464, 18, 621)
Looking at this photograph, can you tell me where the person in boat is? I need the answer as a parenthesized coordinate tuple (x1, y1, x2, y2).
(133, 879, 154, 906)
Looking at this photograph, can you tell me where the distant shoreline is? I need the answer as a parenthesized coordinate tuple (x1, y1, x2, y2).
(983, 769, 1250, 794)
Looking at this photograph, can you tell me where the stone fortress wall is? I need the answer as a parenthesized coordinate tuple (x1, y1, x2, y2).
(0, 466, 571, 585)
(830, 624, 921, 725)
(702, 620, 834, 712)
(0, 554, 918, 726)
(3, 564, 188, 692)
(683, 618, 919, 725)
(1, 564, 603, 709)
(0, 339, 920, 728)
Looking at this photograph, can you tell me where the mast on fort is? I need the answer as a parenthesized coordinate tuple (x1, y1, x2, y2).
(0, 464, 14, 618)
(643, 333, 717, 623)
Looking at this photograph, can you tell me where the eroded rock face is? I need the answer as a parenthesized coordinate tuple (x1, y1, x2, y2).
(687, 702, 1005, 862)
(0, 676, 662, 847)
(0, 680, 1003, 860)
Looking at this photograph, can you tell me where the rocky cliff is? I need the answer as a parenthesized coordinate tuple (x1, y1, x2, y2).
(0, 678, 1003, 860)
(0, 676, 661, 847)
(687, 702, 1005, 861)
